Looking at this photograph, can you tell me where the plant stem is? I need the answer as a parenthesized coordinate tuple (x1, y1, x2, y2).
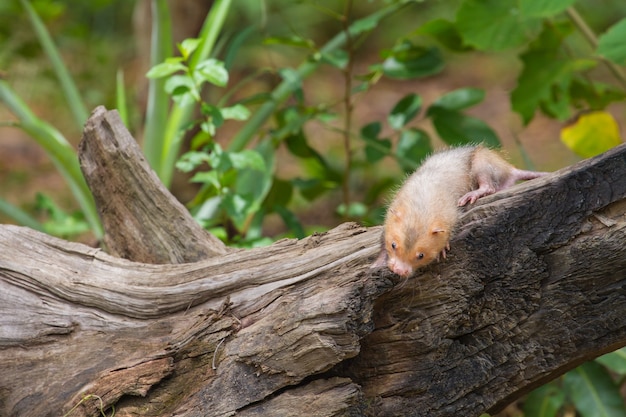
(341, 0, 354, 219)
(566, 6, 626, 90)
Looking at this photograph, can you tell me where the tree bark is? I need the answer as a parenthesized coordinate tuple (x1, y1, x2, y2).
(1, 106, 625, 417)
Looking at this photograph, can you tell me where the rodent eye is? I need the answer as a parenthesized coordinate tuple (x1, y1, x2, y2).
(417, 253, 424, 260)
(391, 242, 397, 250)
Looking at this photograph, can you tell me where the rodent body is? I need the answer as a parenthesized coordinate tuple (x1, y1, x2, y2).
(375, 145, 548, 277)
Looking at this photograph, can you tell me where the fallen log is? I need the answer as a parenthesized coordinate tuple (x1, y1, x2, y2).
(1, 106, 625, 417)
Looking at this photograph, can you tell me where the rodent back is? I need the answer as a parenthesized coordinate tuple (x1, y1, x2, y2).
(383, 146, 477, 272)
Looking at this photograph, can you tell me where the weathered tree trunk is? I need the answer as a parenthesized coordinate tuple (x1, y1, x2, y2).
(1, 106, 625, 417)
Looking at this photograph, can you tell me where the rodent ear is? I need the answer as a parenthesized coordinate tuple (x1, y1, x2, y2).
(389, 208, 402, 219)
(431, 225, 446, 235)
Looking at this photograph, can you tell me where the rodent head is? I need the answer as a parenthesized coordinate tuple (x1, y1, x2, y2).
(384, 222, 450, 277)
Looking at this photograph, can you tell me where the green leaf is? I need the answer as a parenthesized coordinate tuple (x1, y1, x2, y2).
(381, 42, 444, 79)
(178, 37, 201, 59)
(432, 88, 485, 111)
(176, 151, 211, 173)
(164, 74, 198, 103)
(293, 178, 336, 201)
(388, 93, 422, 130)
(415, 18, 471, 52)
(193, 195, 222, 223)
(428, 107, 501, 147)
(597, 18, 626, 66)
(146, 60, 186, 79)
(274, 205, 305, 239)
(396, 128, 432, 172)
(351, 12, 382, 36)
(596, 347, 626, 375)
(510, 22, 592, 124)
(564, 361, 626, 417)
(221, 104, 251, 121)
(222, 192, 253, 230)
(523, 382, 565, 417)
(520, 0, 577, 17)
(569, 79, 626, 110)
(364, 137, 392, 164)
(264, 178, 293, 209)
(456, 0, 542, 51)
(228, 150, 266, 171)
(194, 58, 229, 87)
(360, 121, 390, 163)
(285, 131, 324, 160)
(360, 121, 382, 140)
(191, 171, 222, 190)
(320, 49, 349, 69)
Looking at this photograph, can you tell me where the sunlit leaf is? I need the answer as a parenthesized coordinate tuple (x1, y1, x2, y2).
(178, 38, 200, 59)
(228, 150, 266, 172)
(194, 58, 228, 87)
(221, 104, 250, 121)
(146, 60, 186, 79)
(560, 111, 621, 158)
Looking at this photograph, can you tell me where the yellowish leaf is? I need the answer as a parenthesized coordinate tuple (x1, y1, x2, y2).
(560, 111, 622, 158)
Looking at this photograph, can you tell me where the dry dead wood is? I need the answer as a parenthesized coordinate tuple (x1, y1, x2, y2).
(1, 106, 625, 417)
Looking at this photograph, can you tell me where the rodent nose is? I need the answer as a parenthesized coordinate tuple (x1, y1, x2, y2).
(389, 260, 412, 277)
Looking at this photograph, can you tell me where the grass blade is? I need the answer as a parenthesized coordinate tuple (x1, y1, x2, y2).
(19, 0, 89, 128)
(0, 198, 44, 232)
(143, 0, 173, 174)
(116, 69, 129, 127)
